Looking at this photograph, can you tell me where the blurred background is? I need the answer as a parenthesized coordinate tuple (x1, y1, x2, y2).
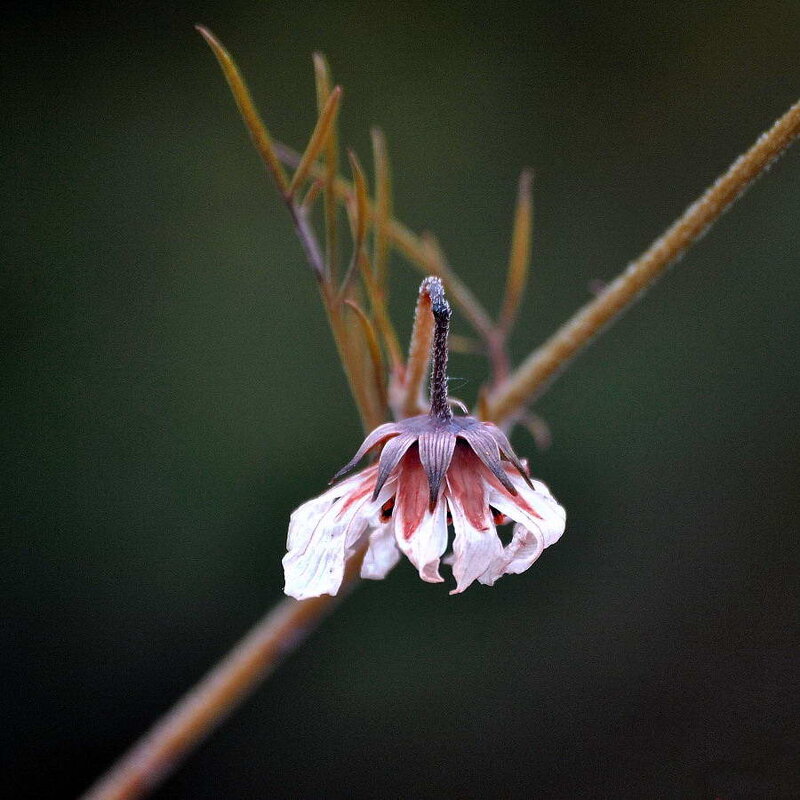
(3, 1, 800, 798)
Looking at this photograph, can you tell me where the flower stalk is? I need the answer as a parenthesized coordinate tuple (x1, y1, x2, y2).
(426, 277, 453, 421)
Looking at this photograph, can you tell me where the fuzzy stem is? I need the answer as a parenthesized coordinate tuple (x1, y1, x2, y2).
(398, 286, 434, 417)
(424, 277, 452, 421)
(79, 549, 367, 800)
(485, 96, 800, 423)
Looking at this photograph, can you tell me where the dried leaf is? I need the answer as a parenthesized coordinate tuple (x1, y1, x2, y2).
(344, 299, 388, 414)
(288, 86, 342, 197)
(196, 26, 289, 195)
(500, 168, 533, 334)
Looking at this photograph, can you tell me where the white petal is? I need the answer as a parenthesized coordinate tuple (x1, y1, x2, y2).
(447, 492, 503, 595)
(480, 472, 566, 585)
(361, 522, 402, 580)
(486, 472, 566, 548)
(286, 471, 366, 551)
(344, 476, 396, 557)
(479, 523, 543, 585)
(283, 473, 376, 600)
(395, 499, 448, 583)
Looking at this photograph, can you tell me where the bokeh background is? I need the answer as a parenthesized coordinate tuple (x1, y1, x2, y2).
(4, 1, 800, 798)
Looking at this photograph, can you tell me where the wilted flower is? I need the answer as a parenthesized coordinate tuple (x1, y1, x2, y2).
(283, 278, 566, 599)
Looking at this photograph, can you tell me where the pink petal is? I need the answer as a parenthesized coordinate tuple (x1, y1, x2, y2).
(330, 422, 401, 483)
(445, 445, 490, 531)
(394, 447, 429, 540)
(395, 499, 448, 583)
(447, 491, 502, 594)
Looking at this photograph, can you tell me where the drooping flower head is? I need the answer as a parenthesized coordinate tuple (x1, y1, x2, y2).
(283, 277, 566, 599)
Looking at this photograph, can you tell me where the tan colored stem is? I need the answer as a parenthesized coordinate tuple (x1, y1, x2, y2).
(485, 97, 800, 423)
(79, 553, 365, 800)
(273, 142, 497, 345)
(399, 287, 434, 417)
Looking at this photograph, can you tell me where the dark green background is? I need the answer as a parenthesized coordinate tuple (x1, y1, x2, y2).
(4, 2, 799, 798)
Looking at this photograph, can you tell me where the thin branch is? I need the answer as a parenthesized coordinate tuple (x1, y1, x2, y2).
(273, 141, 498, 346)
(485, 97, 800, 424)
(79, 551, 366, 800)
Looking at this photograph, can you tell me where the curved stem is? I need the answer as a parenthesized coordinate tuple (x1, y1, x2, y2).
(79, 551, 366, 800)
(485, 96, 800, 424)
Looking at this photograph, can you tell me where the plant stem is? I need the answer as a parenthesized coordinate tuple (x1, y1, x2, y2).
(485, 97, 800, 424)
(79, 553, 366, 800)
(273, 142, 498, 347)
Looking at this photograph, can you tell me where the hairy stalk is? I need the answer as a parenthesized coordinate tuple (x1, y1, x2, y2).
(485, 97, 800, 423)
(79, 548, 367, 800)
(424, 277, 452, 421)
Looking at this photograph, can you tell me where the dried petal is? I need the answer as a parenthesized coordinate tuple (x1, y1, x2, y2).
(283, 476, 376, 599)
(361, 523, 402, 580)
(448, 492, 502, 594)
(479, 523, 544, 586)
(372, 433, 417, 500)
(330, 422, 399, 483)
(484, 423, 533, 488)
(395, 495, 448, 583)
(459, 425, 517, 495)
(418, 429, 456, 509)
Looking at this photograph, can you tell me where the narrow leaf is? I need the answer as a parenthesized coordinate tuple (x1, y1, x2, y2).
(500, 168, 533, 334)
(371, 128, 392, 286)
(301, 179, 324, 211)
(313, 53, 340, 280)
(344, 299, 388, 412)
(338, 150, 369, 297)
(288, 86, 343, 197)
(196, 26, 289, 195)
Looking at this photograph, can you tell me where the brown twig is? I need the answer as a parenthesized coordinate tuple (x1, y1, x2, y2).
(79, 553, 365, 800)
(485, 96, 800, 424)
